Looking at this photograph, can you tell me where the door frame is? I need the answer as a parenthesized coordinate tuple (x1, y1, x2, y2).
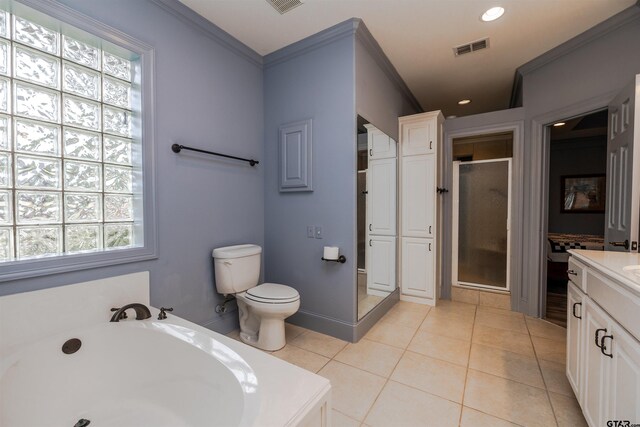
(452, 158, 513, 292)
(443, 122, 523, 310)
(528, 91, 617, 318)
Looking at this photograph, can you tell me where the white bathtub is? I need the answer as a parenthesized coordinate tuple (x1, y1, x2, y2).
(1, 320, 260, 427)
(0, 273, 331, 427)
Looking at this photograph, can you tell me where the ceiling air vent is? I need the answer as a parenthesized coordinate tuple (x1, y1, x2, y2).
(266, 0, 303, 14)
(453, 38, 490, 57)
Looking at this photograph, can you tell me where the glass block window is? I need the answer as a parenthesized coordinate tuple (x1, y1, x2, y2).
(0, 7, 141, 263)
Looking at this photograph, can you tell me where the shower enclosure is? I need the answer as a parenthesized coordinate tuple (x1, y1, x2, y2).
(452, 158, 512, 290)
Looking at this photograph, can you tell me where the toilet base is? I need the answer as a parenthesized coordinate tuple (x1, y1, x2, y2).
(236, 297, 299, 352)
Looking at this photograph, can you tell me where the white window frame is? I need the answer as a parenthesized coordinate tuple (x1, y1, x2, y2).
(0, 0, 157, 282)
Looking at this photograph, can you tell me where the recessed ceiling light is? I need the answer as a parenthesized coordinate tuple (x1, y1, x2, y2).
(458, 99, 472, 105)
(553, 122, 566, 127)
(481, 6, 505, 22)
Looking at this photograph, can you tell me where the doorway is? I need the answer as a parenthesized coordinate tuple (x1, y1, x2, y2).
(544, 110, 608, 326)
(451, 132, 513, 297)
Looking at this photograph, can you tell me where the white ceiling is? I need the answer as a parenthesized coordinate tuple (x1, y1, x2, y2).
(180, 0, 635, 117)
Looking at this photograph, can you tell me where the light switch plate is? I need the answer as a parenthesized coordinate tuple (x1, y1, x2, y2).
(307, 226, 315, 238)
(315, 226, 323, 239)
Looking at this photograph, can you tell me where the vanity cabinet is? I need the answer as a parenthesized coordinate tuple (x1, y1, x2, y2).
(566, 280, 584, 398)
(398, 111, 443, 305)
(567, 251, 640, 427)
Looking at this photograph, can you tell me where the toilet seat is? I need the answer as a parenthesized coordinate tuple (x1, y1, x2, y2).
(244, 283, 299, 304)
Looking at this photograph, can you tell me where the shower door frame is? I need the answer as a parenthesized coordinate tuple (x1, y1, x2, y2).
(452, 158, 513, 292)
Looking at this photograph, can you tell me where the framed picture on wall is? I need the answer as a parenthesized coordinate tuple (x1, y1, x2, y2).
(561, 174, 606, 213)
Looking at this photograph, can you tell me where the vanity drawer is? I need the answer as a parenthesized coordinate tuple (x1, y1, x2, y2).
(567, 257, 586, 292)
(586, 270, 640, 342)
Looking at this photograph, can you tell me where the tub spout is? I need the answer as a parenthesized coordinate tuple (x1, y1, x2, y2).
(110, 303, 152, 322)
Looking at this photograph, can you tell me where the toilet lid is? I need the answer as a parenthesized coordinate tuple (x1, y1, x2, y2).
(245, 283, 299, 304)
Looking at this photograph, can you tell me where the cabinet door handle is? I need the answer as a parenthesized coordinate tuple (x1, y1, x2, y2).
(572, 302, 582, 319)
(567, 269, 577, 276)
(369, 239, 372, 247)
(428, 243, 431, 251)
(369, 148, 373, 157)
(429, 141, 433, 150)
(595, 328, 607, 348)
(600, 334, 613, 358)
(369, 224, 372, 231)
(429, 225, 432, 234)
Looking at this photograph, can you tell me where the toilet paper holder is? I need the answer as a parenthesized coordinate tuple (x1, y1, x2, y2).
(321, 255, 347, 263)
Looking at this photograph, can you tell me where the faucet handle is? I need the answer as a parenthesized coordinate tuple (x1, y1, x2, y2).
(158, 307, 174, 320)
(110, 307, 128, 320)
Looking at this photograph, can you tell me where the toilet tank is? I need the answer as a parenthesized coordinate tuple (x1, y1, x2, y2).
(212, 244, 261, 295)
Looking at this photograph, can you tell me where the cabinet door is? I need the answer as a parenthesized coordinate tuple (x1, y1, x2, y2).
(608, 322, 640, 423)
(367, 236, 396, 293)
(582, 298, 611, 427)
(401, 237, 434, 299)
(401, 119, 436, 156)
(368, 127, 397, 160)
(402, 155, 435, 238)
(367, 158, 397, 236)
(567, 281, 584, 399)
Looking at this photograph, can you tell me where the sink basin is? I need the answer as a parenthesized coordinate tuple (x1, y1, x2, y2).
(623, 265, 640, 276)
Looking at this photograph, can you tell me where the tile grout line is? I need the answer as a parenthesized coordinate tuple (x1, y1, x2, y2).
(525, 316, 561, 427)
(357, 305, 432, 426)
(457, 304, 477, 427)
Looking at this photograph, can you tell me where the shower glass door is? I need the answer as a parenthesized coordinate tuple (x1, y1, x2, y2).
(453, 158, 511, 290)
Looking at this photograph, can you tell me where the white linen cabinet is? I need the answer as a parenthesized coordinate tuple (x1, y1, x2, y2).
(364, 124, 397, 295)
(399, 111, 444, 305)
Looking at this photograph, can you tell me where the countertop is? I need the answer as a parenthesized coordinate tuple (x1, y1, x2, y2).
(568, 249, 640, 296)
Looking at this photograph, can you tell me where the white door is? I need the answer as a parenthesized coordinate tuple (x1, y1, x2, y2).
(605, 74, 640, 252)
(402, 154, 435, 238)
(566, 281, 584, 399)
(608, 321, 640, 423)
(367, 236, 396, 293)
(401, 237, 434, 299)
(367, 158, 396, 236)
(582, 298, 611, 427)
(452, 158, 512, 291)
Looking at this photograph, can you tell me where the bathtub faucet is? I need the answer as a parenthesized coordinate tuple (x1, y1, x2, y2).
(109, 303, 152, 322)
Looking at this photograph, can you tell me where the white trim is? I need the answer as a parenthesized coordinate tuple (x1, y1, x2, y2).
(529, 91, 617, 316)
(452, 158, 512, 292)
(444, 120, 523, 311)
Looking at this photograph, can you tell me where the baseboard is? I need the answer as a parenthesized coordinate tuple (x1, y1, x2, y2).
(353, 289, 399, 341)
(287, 310, 357, 342)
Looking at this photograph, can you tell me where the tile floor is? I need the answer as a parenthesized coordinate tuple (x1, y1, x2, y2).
(227, 300, 587, 427)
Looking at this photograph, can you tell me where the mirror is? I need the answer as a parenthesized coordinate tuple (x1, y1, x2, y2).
(357, 115, 398, 320)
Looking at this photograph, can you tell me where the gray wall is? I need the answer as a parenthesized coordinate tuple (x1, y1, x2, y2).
(0, 0, 264, 333)
(444, 5, 640, 316)
(355, 26, 420, 140)
(263, 26, 357, 338)
(548, 137, 607, 235)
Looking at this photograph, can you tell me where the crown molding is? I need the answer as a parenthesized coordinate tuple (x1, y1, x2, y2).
(149, 0, 263, 68)
(516, 3, 640, 77)
(354, 19, 422, 113)
(263, 18, 359, 68)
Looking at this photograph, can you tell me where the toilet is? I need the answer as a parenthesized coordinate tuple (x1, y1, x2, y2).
(212, 244, 300, 351)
